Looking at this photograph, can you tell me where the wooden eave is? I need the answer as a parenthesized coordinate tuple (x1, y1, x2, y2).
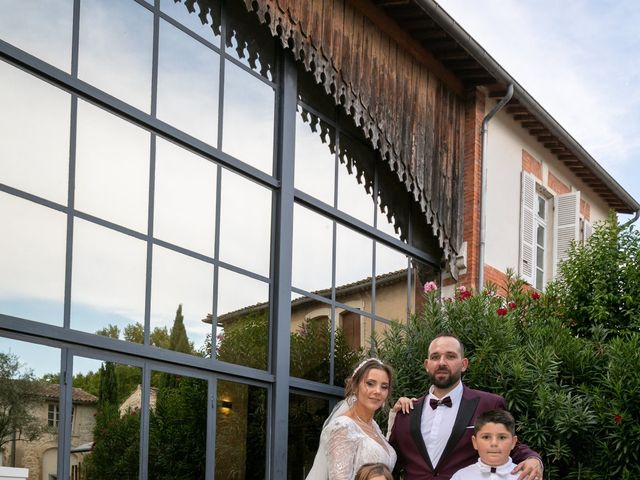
(371, 0, 638, 214)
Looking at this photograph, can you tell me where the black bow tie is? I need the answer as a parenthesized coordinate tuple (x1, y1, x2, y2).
(429, 396, 452, 409)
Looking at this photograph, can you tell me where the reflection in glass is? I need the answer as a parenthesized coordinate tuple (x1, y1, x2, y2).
(160, 0, 221, 46)
(376, 163, 409, 242)
(292, 204, 333, 297)
(337, 307, 366, 354)
(222, 60, 275, 174)
(335, 226, 372, 315)
(375, 243, 408, 323)
(296, 62, 335, 120)
(216, 380, 267, 479)
(0, 0, 73, 72)
(75, 101, 150, 232)
(409, 259, 437, 318)
(71, 219, 146, 337)
(288, 394, 329, 479)
(289, 295, 332, 383)
(78, 0, 153, 112)
(0, 193, 66, 325)
(294, 108, 336, 206)
(0, 61, 70, 205)
(224, 0, 275, 81)
(150, 245, 213, 355)
(149, 371, 207, 479)
(157, 18, 220, 144)
(0, 337, 61, 478)
(215, 268, 270, 370)
(219, 169, 272, 275)
(337, 134, 375, 225)
(154, 138, 217, 256)
(72, 356, 141, 479)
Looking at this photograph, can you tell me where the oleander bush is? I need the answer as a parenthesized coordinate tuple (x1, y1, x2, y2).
(379, 214, 640, 480)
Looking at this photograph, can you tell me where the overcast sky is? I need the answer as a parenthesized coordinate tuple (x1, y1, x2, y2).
(437, 0, 640, 222)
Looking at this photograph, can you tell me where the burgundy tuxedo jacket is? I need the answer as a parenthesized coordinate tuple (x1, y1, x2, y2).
(388, 385, 540, 480)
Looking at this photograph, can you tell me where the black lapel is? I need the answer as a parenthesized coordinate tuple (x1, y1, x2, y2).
(409, 397, 434, 471)
(437, 391, 479, 468)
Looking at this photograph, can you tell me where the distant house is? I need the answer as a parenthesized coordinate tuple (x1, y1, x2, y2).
(1, 385, 96, 480)
(118, 384, 158, 416)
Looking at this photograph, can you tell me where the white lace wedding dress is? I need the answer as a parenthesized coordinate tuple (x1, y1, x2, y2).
(306, 400, 397, 480)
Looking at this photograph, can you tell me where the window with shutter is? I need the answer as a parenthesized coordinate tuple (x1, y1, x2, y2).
(553, 191, 580, 276)
(519, 172, 536, 285)
(583, 219, 593, 243)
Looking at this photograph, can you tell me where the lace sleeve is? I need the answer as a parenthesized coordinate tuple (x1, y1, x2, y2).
(325, 419, 360, 480)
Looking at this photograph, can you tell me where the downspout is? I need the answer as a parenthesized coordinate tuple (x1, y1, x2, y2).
(621, 210, 640, 228)
(478, 84, 514, 292)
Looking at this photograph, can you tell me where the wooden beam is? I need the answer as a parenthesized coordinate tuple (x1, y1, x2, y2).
(521, 121, 541, 128)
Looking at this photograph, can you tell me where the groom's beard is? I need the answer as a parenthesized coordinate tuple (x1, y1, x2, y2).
(429, 366, 461, 389)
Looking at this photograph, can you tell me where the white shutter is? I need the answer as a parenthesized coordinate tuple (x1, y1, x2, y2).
(583, 219, 593, 243)
(553, 191, 580, 276)
(519, 172, 536, 285)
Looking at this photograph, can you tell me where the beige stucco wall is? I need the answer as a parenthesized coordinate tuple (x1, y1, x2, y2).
(484, 103, 611, 281)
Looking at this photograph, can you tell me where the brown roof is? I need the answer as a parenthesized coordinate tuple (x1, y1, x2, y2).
(43, 384, 98, 404)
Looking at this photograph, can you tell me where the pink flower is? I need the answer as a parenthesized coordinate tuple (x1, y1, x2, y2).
(496, 307, 508, 317)
(614, 414, 623, 424)
(423, 281, 438, 293)
(459, 285, 467, 293)
(508, 301, 517, 310)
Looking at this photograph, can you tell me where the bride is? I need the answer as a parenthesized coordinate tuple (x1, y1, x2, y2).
(306, 358, 397, 479)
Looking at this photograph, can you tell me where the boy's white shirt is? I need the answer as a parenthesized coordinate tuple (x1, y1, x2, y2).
(450, 457, 520, 480)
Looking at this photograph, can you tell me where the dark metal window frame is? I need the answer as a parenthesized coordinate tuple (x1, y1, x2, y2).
(0, 1, 441, 477)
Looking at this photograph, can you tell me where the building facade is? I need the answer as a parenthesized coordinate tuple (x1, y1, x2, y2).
(1, 0, 637, 479)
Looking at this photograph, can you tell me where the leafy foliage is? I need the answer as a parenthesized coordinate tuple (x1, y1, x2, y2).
(380, 227, 640, 480)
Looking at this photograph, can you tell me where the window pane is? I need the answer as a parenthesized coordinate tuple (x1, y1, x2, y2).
(160, 0, 221, 46)
(78, 0, 153, 112)
(75, 100, 150, 232)
(536, 246, 544, 270)
(409, 259, 436, 318)
(154, 138, 217, 256)
(222, 60, 275, 175)
(536, 224, 545, 247)
(71, 219, 146, 337)
(288, 393, 330, 479)
(216, 380, 267, 479)
(0, 61, 70, 205)
(294, 108, 336, 206)
(537, 195, 546, 220)
(150, 246, 213, 355)
(72, 356, 141, 479)
(292, 205, 333, 297)
(335, 225, 372, 313)
(216, 268, 270, 370)
(158, 18, 220, 144)
(337, 134, 375, 225)
(0, 193, 66, 325)
(219, 169, 272, 276)
(0, 337, 61, 477)
(149, 371, 208, 479)
(0, 0, 73, 72)
(224, 0, 275, 82)
(375, 243, 408, 322)
(290, 296, 331, 383)
(535, 268, 544, 291)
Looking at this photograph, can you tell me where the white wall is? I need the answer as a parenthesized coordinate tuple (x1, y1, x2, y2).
(483, 101, 611, 277)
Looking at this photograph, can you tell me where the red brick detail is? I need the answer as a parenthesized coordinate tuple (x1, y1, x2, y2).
(483, 264, 509, 294)
(548, 172, 570, 195)
(521, 150, 542, 180)
(460, 88, 485, 290)
(443, 277, 457, 287)
(580, 199, 591, 221)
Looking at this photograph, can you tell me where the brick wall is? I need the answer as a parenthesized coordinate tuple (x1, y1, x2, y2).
(548, 171, 570, 194)
(522, 150, 542, 179)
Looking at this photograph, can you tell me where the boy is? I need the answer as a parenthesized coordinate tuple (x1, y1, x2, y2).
(451, 409, 527, 479)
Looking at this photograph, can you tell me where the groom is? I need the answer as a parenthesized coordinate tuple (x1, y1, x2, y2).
(389, 334, 543, 480)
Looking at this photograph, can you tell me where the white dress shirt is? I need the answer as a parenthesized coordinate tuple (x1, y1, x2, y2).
(420, 381, 464, 467)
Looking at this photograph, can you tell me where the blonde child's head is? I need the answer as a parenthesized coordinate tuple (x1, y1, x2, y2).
(354, 462, 393, 480)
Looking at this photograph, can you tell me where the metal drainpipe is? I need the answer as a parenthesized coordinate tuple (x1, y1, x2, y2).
(621, 210, 640, 228)
(478, 84, 514, 292)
